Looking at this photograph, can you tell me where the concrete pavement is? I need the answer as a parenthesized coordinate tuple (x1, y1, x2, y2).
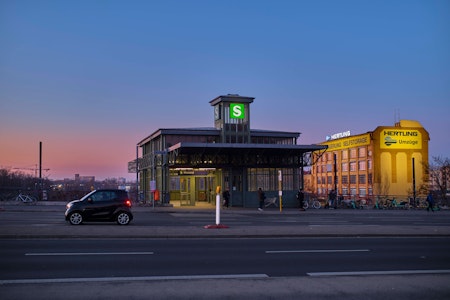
(1, 201, 450, 239)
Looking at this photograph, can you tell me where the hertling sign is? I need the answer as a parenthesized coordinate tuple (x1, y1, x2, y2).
(324, 133, 371, 151)
(380, 129, 422, 149)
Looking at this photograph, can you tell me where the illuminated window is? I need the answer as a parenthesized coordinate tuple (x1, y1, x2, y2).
(350, 162, 356, 171)
(342, 150, 348, 159)
(359, 188, 366, 196)
(342, 162, 348, 172)
(350, 148, 357, 158)
(358, 147, 366, 157)
(358, 161, 366, 171)
(368, 160, 372, 170)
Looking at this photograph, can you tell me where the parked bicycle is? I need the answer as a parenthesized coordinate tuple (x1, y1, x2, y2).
(15, 193, 37, 204)
(303, 197, 321, 209)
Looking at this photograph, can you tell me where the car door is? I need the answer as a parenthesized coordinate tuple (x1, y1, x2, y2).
(85, 191, 114, 220)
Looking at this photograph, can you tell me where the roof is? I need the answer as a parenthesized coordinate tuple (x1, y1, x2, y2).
(137, 127, 302, 146)
(168, 142, 327, 155)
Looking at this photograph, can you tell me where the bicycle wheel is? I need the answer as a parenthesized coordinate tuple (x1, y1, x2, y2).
(303, 201, 309, 210)
(312, 200, 321, 209)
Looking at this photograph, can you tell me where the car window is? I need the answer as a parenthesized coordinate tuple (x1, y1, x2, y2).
(91, 191, 114, 202)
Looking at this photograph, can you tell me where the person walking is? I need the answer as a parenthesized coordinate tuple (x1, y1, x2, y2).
(328, 189, 337, 209)
(222, 189, 230, 208)
(426, 191, 434, 212)
(297, 188, 305, 211)
(257, 188, 265, 211)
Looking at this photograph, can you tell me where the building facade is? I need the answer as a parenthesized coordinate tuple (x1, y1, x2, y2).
(310, 120, 430, 202)
(131, 95, 326, 207)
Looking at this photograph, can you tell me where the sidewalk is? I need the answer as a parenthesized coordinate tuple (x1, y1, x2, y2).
(1, 201, 450, 239)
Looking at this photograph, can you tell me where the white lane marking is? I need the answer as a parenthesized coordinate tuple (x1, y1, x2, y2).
(0, 274, 269, 285)
(307, 269, 450, 276)
(25, 252, 154, 256)
(266, 249, 370, 254)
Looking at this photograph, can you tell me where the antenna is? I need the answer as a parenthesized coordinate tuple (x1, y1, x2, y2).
(394, 109, 400, 124)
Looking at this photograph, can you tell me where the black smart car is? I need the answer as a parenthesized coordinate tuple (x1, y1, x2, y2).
(65, 189, 133, 225)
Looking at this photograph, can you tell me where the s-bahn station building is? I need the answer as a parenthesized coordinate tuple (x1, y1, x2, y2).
(309, 120, 430, 202)
(131, 94, 326, 207)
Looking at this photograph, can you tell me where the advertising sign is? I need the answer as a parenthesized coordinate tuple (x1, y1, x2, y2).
(380, 129, 422, 149)
(324, 133, 371, 151)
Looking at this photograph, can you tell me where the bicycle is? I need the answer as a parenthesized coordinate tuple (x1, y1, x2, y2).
(303, 197, 321, 209)
(15, 193, 37, 204)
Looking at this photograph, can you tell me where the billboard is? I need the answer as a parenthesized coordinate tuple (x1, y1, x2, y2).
(380, 129, 422, 149)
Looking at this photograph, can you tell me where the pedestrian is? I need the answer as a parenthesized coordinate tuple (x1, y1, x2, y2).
(328, 189, 336, 209)
(258, 188, 265, 211)
(222, 188, 230, 208)
(297, 188, 305, 211)
(426, 191, 434, 212)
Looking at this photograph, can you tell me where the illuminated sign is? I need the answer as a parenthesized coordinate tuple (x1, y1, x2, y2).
(380, 130, 421, 149)
(230, 103, 245, 119)
(323, 134, 371, 151)
(326, 130, 351, 141)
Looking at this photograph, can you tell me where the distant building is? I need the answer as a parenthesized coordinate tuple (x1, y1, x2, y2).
(132, 94, 326, 207)
(310, 120, 430, 201)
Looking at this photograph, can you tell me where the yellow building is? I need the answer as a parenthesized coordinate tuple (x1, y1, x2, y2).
(310, 120, 430, 202)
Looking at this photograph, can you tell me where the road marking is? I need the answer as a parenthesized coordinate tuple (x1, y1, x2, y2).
(266, 249, 370, 254)
(0, 274, 269, 285)
(307, 269, 450, 276)
(25, 252, 154, 256)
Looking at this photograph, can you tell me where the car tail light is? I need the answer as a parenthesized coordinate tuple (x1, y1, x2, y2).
(125, 199, 132, 207)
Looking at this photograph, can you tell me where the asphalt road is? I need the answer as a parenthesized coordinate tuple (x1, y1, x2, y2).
(2, 237, 450, 280)
(1, 237, 450, 300)
(1, 204, 450, 299)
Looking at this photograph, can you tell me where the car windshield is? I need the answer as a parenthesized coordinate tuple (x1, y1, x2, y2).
(80, 190, 97, 201)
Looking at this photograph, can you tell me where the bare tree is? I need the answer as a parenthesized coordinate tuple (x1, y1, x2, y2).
(428, 156, 450, 203)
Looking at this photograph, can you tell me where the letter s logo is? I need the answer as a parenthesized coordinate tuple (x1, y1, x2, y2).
(230, 103, 245, 119)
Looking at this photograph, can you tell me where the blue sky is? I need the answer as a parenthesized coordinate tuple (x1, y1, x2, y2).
(1, 0, 449, 180)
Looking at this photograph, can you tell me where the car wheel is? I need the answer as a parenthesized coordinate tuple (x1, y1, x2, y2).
(69, 212, 83, 225)
(116, 212, 131, 225)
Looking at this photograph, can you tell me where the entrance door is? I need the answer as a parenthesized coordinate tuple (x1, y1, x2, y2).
(224, 168, 243, 207)
(180, 177, 191, 206)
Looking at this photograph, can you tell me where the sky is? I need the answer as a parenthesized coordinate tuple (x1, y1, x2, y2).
(1, 0, 449, 181)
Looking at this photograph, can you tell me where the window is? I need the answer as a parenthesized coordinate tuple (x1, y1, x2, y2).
(327, 176, 332, 184)
(359, 174, 366, 184)
(342, 150, 348, 160)
(368, 160, 372, 170)
(248, 168, 294, 191)
(350, 162, 356, 171)
(327, 164, 333, 172)
(350, 148, 357, 158)
(341, 175, 348, 184)
(342, 162, 348, 172)
(342, 187, 348, 195)
(350, 175, 357, 184)
(358, 147, 366, 158)
(368, 173, 373, 184)
(358, 161, 366, 171)
(359, 188, 366, 196)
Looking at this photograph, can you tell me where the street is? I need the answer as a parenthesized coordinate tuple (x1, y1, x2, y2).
(1, 237, 450, 281)
(1, 205, 450, 299)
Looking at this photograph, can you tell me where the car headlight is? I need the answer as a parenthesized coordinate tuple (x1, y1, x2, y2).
(66, 203, 73, 209)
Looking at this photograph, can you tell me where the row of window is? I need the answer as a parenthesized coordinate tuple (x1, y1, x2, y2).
(320, 147, 372, 162)
(316, 160, 372, 173)
(316, 174, 373, 185)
